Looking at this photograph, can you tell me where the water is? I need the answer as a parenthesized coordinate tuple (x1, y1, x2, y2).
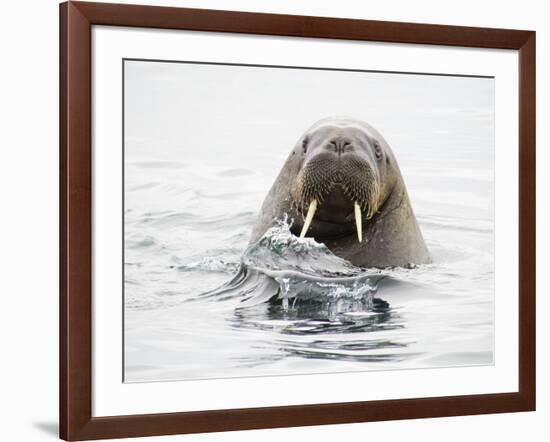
(124, 60, 494, 382)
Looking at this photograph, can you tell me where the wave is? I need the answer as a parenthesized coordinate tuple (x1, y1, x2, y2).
(200, 220, 386, 311)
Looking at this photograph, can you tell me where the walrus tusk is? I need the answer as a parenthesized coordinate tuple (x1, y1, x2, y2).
(299, 199, 318, 238)
(354, 201, 362, 243)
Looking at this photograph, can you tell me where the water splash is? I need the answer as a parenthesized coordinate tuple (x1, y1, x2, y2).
(201, 220, 385, 311)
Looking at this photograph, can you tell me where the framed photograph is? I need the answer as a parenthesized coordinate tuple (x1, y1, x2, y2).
(60, 1, 536, 440)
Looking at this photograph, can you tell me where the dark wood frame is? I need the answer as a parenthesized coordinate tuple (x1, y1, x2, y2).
(60, 1, 536, 440)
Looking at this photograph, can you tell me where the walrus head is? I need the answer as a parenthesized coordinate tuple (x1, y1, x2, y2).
(290, 118, 398, 243)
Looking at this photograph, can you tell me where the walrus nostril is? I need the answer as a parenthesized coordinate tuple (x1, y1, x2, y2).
(328, 138, 352, 156)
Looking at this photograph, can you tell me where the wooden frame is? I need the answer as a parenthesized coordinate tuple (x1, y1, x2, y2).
(59, 1, 536, 440)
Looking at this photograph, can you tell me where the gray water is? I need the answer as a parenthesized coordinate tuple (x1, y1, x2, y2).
(124, 60, 494, 382)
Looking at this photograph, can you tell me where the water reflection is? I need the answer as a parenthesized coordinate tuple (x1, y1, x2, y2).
(228, 297, 420, 366)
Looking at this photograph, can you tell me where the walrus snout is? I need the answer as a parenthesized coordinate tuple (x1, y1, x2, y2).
(291, 150, 381, 243)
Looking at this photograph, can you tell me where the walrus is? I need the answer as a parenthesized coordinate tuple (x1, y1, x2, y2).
(250, 117, 431, 268)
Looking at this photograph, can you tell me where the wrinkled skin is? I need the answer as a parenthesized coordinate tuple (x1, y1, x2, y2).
(250, 117, 431, 268)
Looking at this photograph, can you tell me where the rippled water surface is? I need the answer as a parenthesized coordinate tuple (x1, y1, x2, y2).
(124, 61, 494, 382)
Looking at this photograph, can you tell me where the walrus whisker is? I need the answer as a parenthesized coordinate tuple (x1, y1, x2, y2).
(354, 201, 363, 243)
(299, 199, 318, 238)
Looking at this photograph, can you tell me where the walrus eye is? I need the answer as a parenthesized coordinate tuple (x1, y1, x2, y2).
(373, 141, 382, 160)
(302, 136, 309, 153)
